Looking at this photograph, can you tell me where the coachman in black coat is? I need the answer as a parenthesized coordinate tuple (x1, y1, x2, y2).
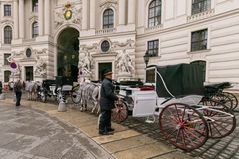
(99, 69, 118, 135)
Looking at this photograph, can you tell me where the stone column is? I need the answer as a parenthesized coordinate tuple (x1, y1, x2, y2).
(19, 0, 24, 39)
(90, 0, 96, 29)
(39, 0, 44, 36)
(118, 0, 126, 25)
(13, 0, 19, 39)
(44, 0, 50, 35)
(137, 1, 144, 27)
(128, 0, 136, 24)
(82, 0, 88, 30)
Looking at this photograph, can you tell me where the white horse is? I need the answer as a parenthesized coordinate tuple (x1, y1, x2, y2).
(77, 82, 101, 114)
(25, 81, 41, 100)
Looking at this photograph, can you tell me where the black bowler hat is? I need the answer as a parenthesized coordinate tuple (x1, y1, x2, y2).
(104, 69, 113, 76)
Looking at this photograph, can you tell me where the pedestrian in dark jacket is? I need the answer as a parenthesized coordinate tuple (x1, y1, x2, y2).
(0, 81, 2, 94)
(99, 69, 118, 135)
(14, 80, 23, 106)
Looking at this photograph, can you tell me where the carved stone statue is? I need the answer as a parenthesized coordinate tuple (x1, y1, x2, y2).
(34, 55, 47, 76)
(78, 51, 93, 75)
(115, 49, 134, 74)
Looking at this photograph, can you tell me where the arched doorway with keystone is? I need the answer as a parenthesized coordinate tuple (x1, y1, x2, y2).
(57, 28, 79, 82)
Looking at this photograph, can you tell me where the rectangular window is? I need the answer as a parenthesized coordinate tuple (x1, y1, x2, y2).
(4, 5, 11, 16)
(191, 29, 208, 52)
(4, 54, 11, 65)
(192, 0, 211, 15)
(4, 71, 11, 83)
(146, 68, 156, 83)
(32, 0, 38, 12)
(147, 40, 159, 56)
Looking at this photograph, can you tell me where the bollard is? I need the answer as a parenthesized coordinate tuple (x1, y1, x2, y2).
(58, 100, 67, 112)
(58, 92, 67, 112)
(0, 93, 5, 100)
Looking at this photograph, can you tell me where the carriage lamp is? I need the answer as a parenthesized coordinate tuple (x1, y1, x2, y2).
(143, 51, 150, 68)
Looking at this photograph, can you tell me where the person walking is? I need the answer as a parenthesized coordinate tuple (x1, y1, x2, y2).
(0, 81, 2, 94)
(99, 69, 118, 135)
(14, 79, 23, 106)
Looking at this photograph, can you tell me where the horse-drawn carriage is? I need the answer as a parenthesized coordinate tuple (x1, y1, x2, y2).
(112, 63, 237, 151)
(39, 76, 77, 103)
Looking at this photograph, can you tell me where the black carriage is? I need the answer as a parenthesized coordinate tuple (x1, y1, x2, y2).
(39, 79, 56, 102)
(112, 63, 236, 151)
(204, 82, 238, 110)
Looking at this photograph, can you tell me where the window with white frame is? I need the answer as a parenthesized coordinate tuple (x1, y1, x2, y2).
(4, 4, 11, 16)
(4, 71, 11, 82)
(4, 54, 11, 65)
(4, 26, 12, 44)
(32, 22, 39, 38)
(147, 40, 159, 56)
(191, 29, 208, 52)
(32, 0, 38, 12)
(148, 0, 162, 27)
(103, 9, 114, 29)
(192, 0, 211, 15)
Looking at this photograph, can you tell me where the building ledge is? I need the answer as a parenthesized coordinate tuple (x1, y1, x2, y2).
(187, 9, 215, 23)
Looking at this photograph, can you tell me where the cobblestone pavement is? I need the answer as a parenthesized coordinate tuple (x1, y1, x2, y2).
(0, 103, 114, 159)
(3, 92, 239, 159)
(119, 94, 239, 159)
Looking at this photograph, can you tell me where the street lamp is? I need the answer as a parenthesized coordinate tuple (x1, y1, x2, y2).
(143, 51, 150, 68)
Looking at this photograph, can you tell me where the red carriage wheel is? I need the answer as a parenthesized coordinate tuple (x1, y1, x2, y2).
(159, 103, 208, 151)
(112, 100, 128, 123)
(199, 99, 236, 139)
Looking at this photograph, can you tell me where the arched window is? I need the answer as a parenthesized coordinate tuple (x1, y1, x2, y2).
(4, 70, 11, 82)
(32, 22, 39, 38)
(4, 26, 12, 44)
(103, 9, 114, 29)
(148, 0, 162, 27)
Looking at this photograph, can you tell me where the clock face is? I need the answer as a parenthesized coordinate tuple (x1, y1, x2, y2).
(64, 10, 72, 20)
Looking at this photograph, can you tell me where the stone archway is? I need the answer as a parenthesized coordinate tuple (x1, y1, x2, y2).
(57, 28, 79, 81)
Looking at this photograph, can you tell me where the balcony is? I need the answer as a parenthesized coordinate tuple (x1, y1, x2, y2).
(144, 24, 163, 33)
(187, 9, 215, 23)
(95, 28, 116, 35)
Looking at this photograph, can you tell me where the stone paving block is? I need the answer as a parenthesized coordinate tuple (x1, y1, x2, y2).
(113, 142, 174, 159)
(151, 151, 193, 159)
(0, 132, 23, 147)
(0, 148, 23, 159)
(79, 122, 100, 137)
(102, 135, 156, 154)
(93, 130, 141, 144)
(2, 135, 46, 153)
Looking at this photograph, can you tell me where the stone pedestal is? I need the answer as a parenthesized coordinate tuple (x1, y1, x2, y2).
(0, 94, 5, 100)
(58, 101, 67, 112)
(117, 72, 132, 81)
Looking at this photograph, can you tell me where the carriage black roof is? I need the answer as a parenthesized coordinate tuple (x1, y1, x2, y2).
(155, 63, 205, 97)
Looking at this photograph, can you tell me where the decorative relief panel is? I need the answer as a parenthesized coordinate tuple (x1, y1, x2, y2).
(54, 2, 81, 29)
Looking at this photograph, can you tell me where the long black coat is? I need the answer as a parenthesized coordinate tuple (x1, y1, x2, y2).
(100, 78, 118, 110)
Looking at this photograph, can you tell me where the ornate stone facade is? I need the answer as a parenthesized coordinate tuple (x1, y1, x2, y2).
(0, 0, 238, 84)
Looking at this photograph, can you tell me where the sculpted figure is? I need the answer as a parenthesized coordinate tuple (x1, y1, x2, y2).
(34, 55, 46, 76)
(115, 49, 134, 73)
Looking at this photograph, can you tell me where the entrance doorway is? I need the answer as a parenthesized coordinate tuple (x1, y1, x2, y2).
(57, 28, 79, 82)
(25, 66, 33, 81)
(98, 63, 112, 81)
